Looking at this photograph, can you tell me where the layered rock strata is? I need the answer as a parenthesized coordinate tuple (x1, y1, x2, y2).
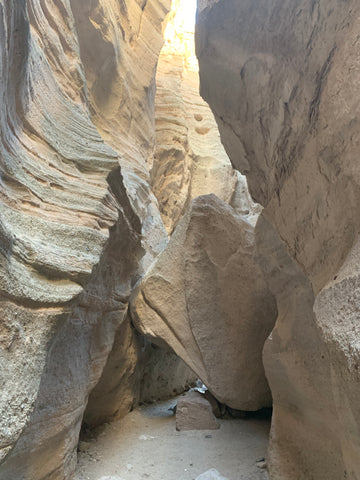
(131, 194, 277, 411)
(151, 0, 259, 234)
(197, 1, 360, 478)
(0, 0, 171, 478)
(0, 1, 277, 479)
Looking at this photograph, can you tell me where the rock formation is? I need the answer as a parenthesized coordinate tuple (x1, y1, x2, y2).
(176, 391, 220, 431)
(0, 0, 173, 478)
(1, 0, 262, 478)
(131, 194, 277, 411)
(197, 1, 360, 478)
(151, 0, 260, 233)
(83, 314, 195, 428)
(2, 0, 330, 478)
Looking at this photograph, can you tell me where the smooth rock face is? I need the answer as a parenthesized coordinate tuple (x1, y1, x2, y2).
(131, 194, 277, 411)
(197, 1, 360, 478)
(176, 391, 219, 431)
(82, 314, 142, 429)
(70, 0, 170, 274)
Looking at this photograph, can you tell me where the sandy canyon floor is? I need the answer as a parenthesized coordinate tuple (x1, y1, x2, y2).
(75, 398, 270, 480)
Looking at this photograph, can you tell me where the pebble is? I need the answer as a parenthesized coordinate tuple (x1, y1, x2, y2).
(139, 434, 155, 440)
(195, 469, 229, 480)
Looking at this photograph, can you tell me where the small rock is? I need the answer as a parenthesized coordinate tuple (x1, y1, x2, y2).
(176, 391, 220, 431)
(256, 457, 266, 463)
(256, 461, 267, 470)
(195, 469, 229, 480)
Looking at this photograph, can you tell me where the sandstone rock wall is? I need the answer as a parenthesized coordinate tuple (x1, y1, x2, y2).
(0, 1, 279, 478)
(0, 0, 170, 478)
(197, 1, 360, 478)
(83, 314, 195, 428)
(70, 0, 170, 272)
(151, 0, 259, 233)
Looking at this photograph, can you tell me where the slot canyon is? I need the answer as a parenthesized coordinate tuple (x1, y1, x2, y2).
(0, 1, 360, 479)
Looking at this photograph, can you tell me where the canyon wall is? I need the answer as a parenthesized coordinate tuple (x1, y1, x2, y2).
(151, 0, 260, 233)
(0, 0, 288, 478)
(0, 1, 173, 478)
(197, 1, 360, 478)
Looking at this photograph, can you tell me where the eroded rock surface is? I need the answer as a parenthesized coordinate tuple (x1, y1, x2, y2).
(197, 1, 360, 478)
(131, 195, 277, 411)
(0, 0, 170, 478)
(83, 314, 196, 428)
(0, 1, 275, 479)
(151, 0, 259, 234)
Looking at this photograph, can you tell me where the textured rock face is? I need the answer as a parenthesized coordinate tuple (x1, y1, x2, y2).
(0, 1, 279, 479)
(197, 1, 360, 478)
(70, 0, 169, 273)
(83, 315, 195, 428)
(0, 0, 170, 478)
(138, 341, 196, 404)
(176, 391, 219, 431)
(151, 0, 259, 233)
(131, 195, 277, 411)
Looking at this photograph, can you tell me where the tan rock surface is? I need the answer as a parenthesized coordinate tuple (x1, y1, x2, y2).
(151, 0, 258, 234)
(176, 391, 219, 431)
(131, 195, 277, 411)
(83, 315, 196, 428)
(197, 1, 360, 478)
(70, 0, 170, 272)
(0, 0, 170, 478)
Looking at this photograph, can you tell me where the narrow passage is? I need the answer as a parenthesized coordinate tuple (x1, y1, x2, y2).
(75, 398, 270, 480)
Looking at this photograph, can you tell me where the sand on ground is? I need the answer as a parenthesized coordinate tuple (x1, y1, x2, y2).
(75, 398, 270, 480)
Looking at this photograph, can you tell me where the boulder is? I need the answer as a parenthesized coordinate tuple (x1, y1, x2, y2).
(131, 194, 277, 411)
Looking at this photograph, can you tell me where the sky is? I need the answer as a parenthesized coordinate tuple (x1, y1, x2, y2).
(177, 0, 197, 32)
